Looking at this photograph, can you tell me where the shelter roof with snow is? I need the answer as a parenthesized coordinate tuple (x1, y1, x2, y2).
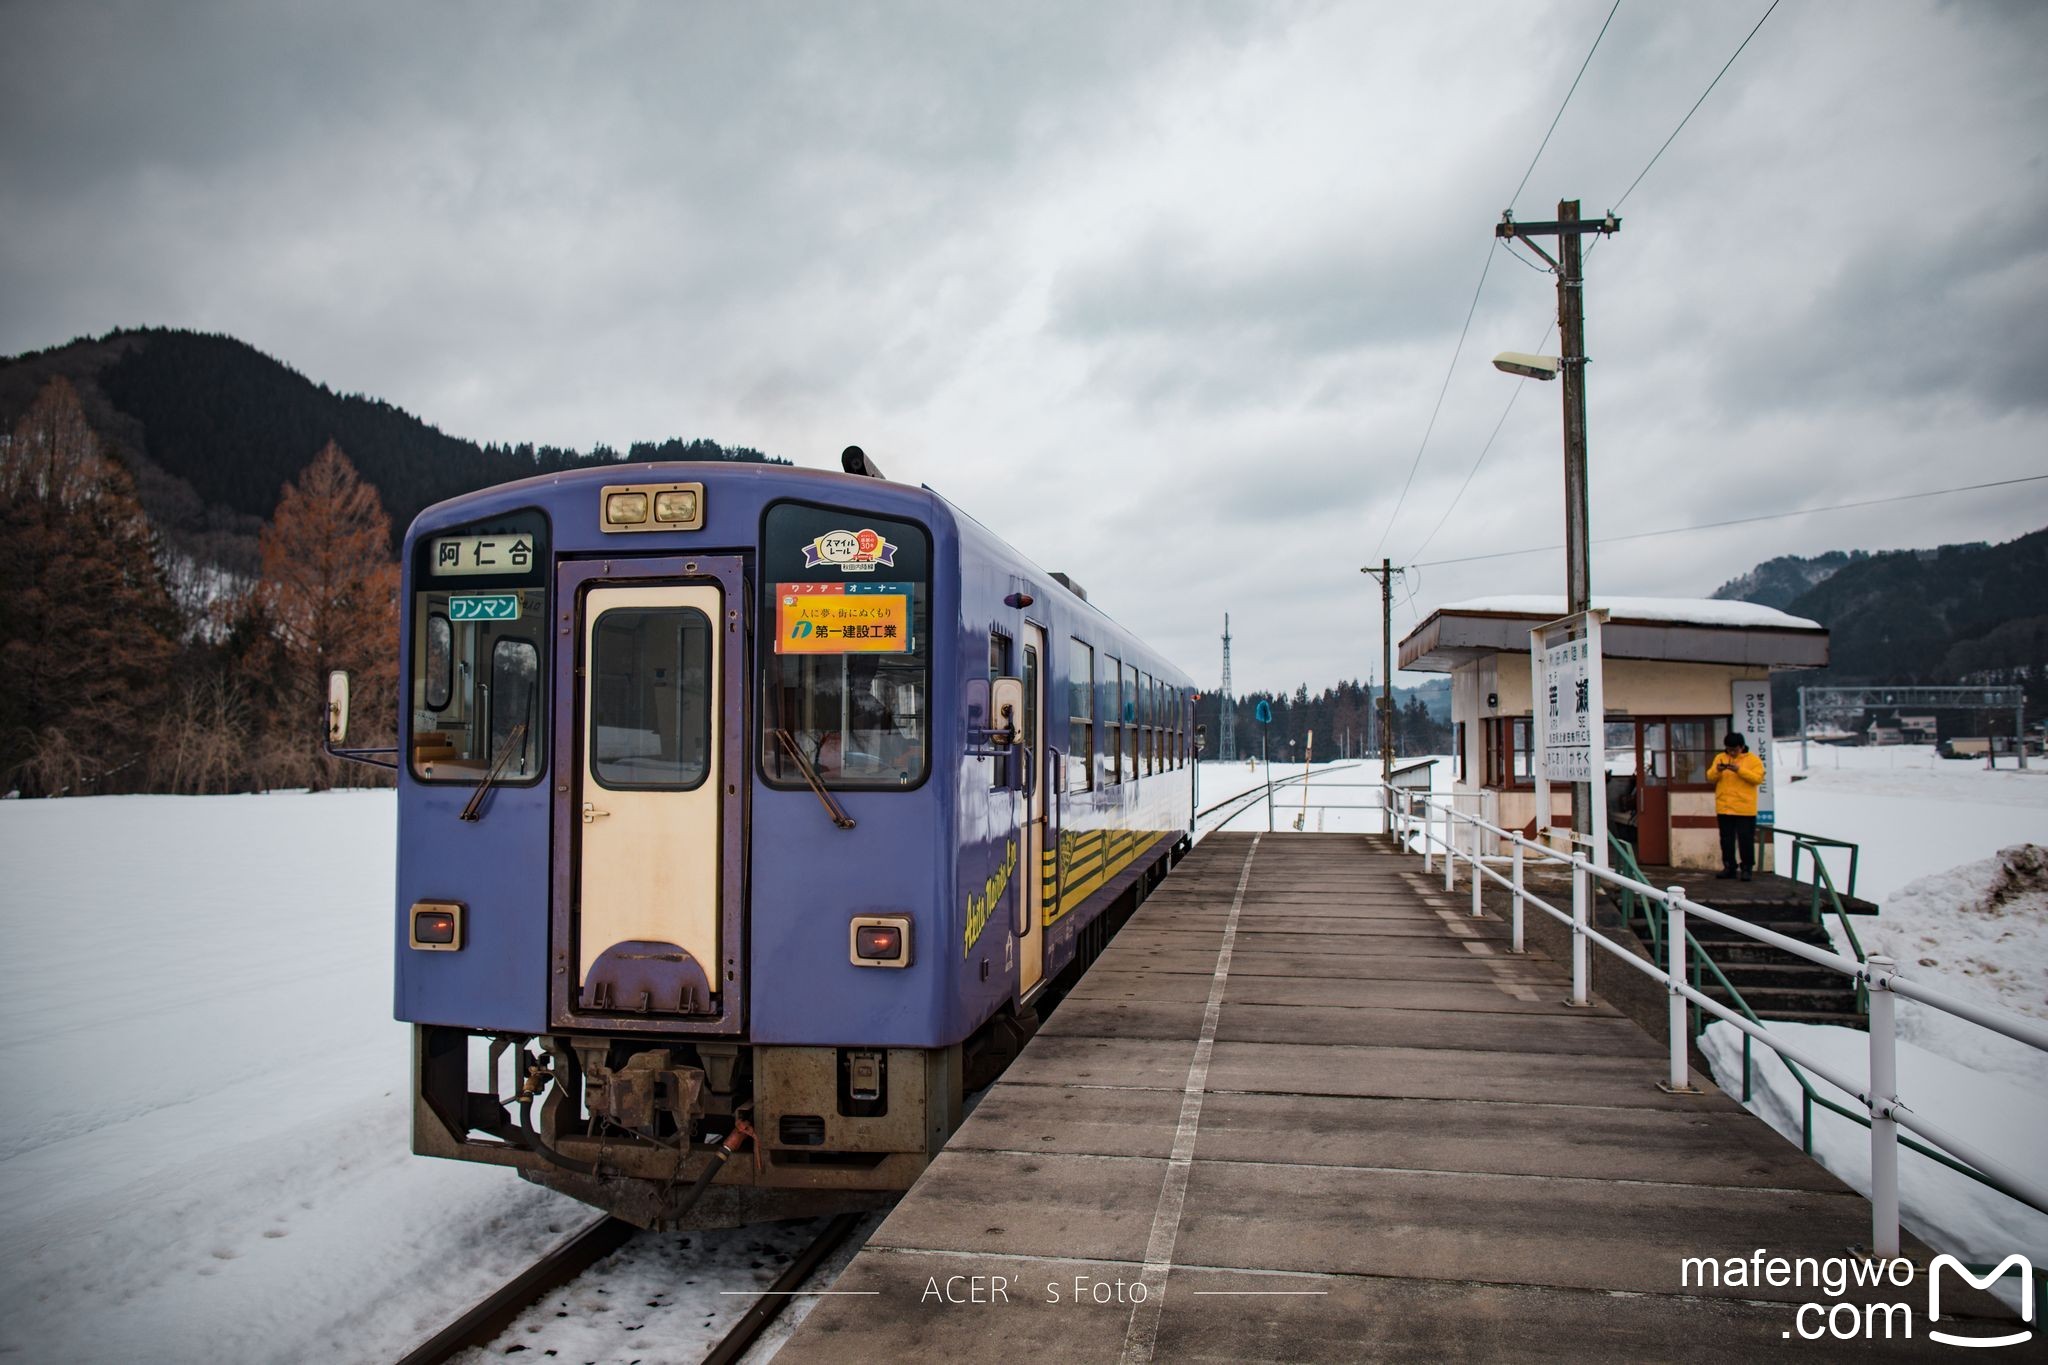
(1398, 595, 1828, 673)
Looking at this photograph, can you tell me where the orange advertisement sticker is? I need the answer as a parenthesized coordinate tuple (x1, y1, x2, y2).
(775, 582, 913, 655)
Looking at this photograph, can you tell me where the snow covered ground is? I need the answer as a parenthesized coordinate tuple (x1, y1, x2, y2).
(1768, 740, 2048, 902)
(0, 792, 817, 1364)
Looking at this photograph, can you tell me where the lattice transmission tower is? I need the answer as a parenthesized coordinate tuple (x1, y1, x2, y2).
(1218, 613, 1237, 761)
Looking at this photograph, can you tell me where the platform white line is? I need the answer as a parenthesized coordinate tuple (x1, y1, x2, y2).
(1119, 834, 1261, 1365)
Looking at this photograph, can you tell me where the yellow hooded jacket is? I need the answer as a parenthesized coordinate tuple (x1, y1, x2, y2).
(1708, 750, 1765, 816)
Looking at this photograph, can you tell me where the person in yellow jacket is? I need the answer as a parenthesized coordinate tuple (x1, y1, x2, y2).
(1708, 732, 1766, 881)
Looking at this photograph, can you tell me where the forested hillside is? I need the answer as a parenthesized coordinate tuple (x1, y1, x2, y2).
(1715, 528, 2048, 720)
(0, 328, 786, 574)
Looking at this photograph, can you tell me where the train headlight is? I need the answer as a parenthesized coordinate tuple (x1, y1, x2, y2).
(654, 489, 698, 523)
(604, 492, 649, 525)
(849, 915, 911, 968)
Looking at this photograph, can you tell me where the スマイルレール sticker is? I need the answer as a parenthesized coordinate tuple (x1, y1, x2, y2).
(802, 528, 897, 573)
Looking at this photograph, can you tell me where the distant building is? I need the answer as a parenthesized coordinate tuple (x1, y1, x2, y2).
(1398, 596, 1829, 871)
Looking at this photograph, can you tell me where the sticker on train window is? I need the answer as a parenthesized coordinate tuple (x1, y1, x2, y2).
(431, 535, 534, 576)
(449, 593, 521, 623)
(776, 582, 913, 654)
(801, 528, 897, 573)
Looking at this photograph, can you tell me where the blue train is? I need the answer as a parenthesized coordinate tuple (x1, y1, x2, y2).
(329, 451, 1196, 1226)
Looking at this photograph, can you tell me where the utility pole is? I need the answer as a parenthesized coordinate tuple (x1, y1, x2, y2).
(1219, 614, 1237, 762)
(1360, 558, 1404, 827)
(1495, 199, 1618, 846)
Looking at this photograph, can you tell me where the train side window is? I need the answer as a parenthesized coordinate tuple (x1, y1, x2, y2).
(1148, 676, 1159, 776)
(989, 631, 1013, 789)
(424, 614, 453, 712)
(1068, 639, 1094, 792)
(1122, 660, 1138, 784)
(1105, 655, 1123, 785)
(1137, 672, 1148, 777)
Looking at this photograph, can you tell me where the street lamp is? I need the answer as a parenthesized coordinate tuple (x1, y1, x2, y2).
(1492, 351, 1559, 381)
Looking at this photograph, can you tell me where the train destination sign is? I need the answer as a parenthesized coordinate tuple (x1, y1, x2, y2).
(775, 581, 912, 655)
(448, 593, 521, 623)
(430, 534, 535, 576)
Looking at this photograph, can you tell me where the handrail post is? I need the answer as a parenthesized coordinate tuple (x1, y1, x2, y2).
(1568, 858, 1590, 1007)
(1510, 837, 1526, 953)
(1423, 799, 1435, 874)
(1664, 889, 1694, 1092)
(1470, 820, 1484, 917)
(1444, 806, 1456, 892)
(1868, 954, 1901, 1258)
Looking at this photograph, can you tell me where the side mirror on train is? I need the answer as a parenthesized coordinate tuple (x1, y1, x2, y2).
(328, 670, 352, 744)
(990, 677, 1024, 747)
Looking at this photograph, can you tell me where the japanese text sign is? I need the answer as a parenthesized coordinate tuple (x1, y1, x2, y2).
(775, 581, 912, 655)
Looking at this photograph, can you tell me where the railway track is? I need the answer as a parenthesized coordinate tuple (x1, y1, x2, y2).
(1195, 761, 1367, 834)
(394, 1211, 865, 1365)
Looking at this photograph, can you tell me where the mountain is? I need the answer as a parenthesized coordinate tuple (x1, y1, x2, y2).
(1715, 527, 2048, 718)
(0, 328, 787, 574)
(1710, 550, 1861, 610)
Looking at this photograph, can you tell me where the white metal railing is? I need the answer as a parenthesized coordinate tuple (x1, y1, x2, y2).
(1387, 785, 2048, 1261)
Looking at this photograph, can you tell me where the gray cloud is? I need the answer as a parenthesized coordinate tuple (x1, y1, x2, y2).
(3, 0, 2045, 692)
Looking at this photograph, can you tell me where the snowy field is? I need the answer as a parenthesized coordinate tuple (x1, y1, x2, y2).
(1, 745, 2040, 1356)
(0, 793, 821, 1365)
(1768, 740, 2048, 901)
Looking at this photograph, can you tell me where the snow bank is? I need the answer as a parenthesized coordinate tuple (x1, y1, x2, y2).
(1838, 844, 2048, 1091)
(1701, 1020, 2047, 1310)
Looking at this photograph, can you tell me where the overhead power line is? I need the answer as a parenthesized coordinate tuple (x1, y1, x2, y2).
(1370, 1, 1623, 558)
(1613, 0, 1782, 210)
(1507, 0, 1624, 210)
(1400, 0, 1785, 567)
(1411, 474, 2048, 569)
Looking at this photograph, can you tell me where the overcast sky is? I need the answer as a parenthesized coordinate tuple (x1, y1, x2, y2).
(4, 1, 2044, 692)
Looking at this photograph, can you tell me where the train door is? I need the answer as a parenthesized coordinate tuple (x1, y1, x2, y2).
(574, 582, 723, 1015)
(1019, 625, 1046, 995)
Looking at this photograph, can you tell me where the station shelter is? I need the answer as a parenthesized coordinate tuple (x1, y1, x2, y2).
(1397, 596, 1829, 871)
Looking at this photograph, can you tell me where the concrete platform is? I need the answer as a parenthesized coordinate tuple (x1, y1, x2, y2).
(778, 834, 2017, 1362)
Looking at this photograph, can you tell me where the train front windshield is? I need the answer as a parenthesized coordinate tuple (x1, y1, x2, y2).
(409, 510, 549, 783)
(760, 502, 931, 789)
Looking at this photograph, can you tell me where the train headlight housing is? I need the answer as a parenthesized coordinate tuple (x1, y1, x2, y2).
(601, 482, 705, 533)
(849, 915, 910, 968)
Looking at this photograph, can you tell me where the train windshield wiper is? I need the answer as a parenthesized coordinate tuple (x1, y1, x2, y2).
(459, 722, 527, 823)
(770, 727, 856, 830)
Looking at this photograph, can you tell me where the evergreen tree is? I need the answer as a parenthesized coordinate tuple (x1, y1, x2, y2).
(0, 378, 178, 795)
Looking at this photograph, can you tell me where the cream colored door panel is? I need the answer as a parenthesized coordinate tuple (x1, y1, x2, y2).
(577, 584, 722, 1014)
